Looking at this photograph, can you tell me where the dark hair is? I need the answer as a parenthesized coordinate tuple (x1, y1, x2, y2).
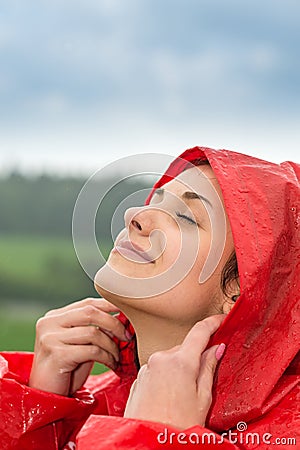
(189, 158, 240, 298)
(221, 250, 239, 298)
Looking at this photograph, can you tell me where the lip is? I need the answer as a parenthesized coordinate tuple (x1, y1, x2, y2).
(113, 239, 155, 264)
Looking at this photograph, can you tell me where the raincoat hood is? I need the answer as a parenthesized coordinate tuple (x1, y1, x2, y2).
(115, 146, 300, 431)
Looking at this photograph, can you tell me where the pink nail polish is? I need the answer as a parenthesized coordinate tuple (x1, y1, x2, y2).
(125, 329, 133, 341)
(215, 343, 226, 361)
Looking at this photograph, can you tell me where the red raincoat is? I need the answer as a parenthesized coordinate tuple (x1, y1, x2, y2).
(0, 147, 299, 449)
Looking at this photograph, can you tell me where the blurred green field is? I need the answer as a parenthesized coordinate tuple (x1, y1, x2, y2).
(0, 234, 112, 375)
(0, 307, 39, 351)
(0, 234, 75, 281)
(0, 234, 112, 304)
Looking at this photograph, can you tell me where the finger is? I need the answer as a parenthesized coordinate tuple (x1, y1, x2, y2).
(70, 361, 94, 395)
(197, 344, 226, 399)
(58, 344, 118, 371)
(180, 314, 226, 363)
(45, 298, 120, 317)
(57, 326, 120, 362)
(52, 305, 129, 342)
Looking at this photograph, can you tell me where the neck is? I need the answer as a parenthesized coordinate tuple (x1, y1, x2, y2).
(124, 310, 192, 366)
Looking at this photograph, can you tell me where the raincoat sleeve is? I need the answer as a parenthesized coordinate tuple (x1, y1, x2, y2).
(75, 383, 299, 450)
(0, 352, 97, 450)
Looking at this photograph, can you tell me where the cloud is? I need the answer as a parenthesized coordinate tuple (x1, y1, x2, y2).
(0, 0, 299, 171)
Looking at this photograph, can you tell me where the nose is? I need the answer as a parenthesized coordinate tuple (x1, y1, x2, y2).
(124, 206, 155, 236)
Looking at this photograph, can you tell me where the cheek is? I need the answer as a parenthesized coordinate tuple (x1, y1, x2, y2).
(148, 234, 218, 321)
(193, 233, 212, 273)
(182, 228, 212, 268)
(161, 229, 182, 267)
(160, 227, 213, 283)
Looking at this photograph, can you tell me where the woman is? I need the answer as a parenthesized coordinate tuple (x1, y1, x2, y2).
(0, 146, 299, 449)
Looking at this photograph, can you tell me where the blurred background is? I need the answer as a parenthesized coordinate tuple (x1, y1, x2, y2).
(1, 1, 299, 369)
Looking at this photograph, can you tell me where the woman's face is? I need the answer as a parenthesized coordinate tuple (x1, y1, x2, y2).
(95, 164, 235, 323)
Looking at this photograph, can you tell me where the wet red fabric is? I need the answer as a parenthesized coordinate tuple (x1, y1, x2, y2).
(0, 146, 299, 449)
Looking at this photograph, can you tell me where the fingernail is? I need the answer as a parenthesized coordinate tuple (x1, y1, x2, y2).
(125, 329, 134, 341)
(215, 343, 226, 361)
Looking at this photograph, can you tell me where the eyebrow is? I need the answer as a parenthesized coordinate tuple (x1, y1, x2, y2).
(154, 188, 213, 208)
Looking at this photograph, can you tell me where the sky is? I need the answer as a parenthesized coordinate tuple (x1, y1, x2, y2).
(0, 0, 299, 175)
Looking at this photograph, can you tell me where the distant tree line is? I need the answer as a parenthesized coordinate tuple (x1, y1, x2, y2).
(0, 171, 150, 240)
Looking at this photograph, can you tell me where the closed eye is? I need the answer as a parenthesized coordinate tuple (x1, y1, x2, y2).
(175, 211, 197, 225)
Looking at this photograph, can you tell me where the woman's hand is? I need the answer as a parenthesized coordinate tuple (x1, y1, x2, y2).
(29, 298, 130, 396)
(124, 314, 226, 430)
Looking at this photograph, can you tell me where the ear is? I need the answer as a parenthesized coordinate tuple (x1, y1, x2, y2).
(221, 278, 240, 314)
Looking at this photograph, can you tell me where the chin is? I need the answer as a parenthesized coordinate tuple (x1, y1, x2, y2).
(93, 264, 138, 306)
(95, 284, 122, 305)
(94, 265, 117, 300)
